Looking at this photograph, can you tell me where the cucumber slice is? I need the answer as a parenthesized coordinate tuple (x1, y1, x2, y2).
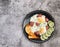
(45, 32, 51, 37)
(49, 28, 54, 33)
(51, 28, 54, 32)
(47, 28, 54, 36)
(40, 36, 45, 40)
(47, 29, 51, 35)
(48, 20, 54, 27)
(49, 28, 54, 32)
(48, 21, 52, 24)
(49, 22, 54, 27)
(47, 31, 51, 35)
(42, 34, 48, 39)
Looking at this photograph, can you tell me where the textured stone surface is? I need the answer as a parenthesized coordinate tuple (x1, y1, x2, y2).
(0, 0, 60, 47)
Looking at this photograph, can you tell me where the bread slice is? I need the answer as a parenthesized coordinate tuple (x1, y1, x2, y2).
(28, 35, 39, 39)
(25, 24, 34, 35)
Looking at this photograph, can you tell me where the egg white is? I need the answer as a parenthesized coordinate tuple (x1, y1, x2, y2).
(30, 14, 38, 22)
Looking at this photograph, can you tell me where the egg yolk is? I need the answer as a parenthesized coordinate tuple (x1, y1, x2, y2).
(37, 16, 45, 23)
(39, 27, 46, 35)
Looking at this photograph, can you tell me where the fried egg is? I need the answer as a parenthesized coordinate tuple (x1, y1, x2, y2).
(30, 14, 47, 35)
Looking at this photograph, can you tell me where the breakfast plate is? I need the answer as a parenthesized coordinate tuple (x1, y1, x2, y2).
(22, 10, 55, 43)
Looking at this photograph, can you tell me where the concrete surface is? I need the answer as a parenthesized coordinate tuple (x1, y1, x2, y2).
(0, 0, 60, 47)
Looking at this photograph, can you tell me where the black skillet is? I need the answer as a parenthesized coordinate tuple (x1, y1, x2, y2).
(22, 10, 55, 43)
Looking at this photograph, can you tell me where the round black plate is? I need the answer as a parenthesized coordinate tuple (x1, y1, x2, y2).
(22, 10, 55, 43)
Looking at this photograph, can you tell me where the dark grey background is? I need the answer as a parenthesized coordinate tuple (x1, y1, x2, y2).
(0, 0, 60, 47)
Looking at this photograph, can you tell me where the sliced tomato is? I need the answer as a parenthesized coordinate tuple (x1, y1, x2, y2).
(45, 18, 49, 22)
(46, 26, 49, 30)
(37, 14, 42, 17)
(36, 22, 40, 26)
(34, 31, 40, 36)
(29, 22, 34, 26)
